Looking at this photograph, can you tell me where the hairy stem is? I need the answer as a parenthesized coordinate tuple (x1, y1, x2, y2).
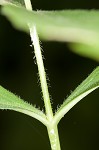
(24, 1, 61, 149)
(29, 25, 61, 149)
(24, 0, 53, 121)
(30, 26, 53, 121)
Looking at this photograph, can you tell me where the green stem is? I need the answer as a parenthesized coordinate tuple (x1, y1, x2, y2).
(24, 0, 32, 11)
(29, 25, 61, 150)
(24, 1, 61, 150)
(47, 124, 61, 150)
(24, 0, 53, 121)
(30, 26, 53, 121)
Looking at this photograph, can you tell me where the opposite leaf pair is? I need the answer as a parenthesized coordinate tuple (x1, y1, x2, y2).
(0, 66, 99, 126)
(0, 1, 99, 150)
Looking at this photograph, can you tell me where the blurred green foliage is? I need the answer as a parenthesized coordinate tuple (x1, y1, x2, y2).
(1, 4, 99, 61)
(0, 0, 99, 150)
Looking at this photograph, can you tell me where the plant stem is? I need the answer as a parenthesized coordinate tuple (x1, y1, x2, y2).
(47, 125, 61, 150)
(30, 26, 54, 121)
(30, 26, 61, 149)
(28, 26, 61, 150)
(24, 0, 53, 121)
(24, 0, 32, 11)
(24, 1, 61, 150)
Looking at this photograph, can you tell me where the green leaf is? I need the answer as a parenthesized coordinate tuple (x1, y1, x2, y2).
(54, 67, 99, 124)
(0, 86, 48, 126)
(1, 5, 99, 60)
(0, 0, 24, 6)
(70, 43, 99, 61)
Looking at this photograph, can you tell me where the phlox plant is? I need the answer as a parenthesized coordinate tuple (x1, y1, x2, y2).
(0, 0, 99, 150)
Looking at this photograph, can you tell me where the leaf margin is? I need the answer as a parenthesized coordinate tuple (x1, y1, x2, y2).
(53, 66, 99, 125)
(0, 85, 48, 126)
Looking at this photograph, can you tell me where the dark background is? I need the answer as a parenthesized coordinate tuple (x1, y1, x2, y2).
(0, 0, 99, 150)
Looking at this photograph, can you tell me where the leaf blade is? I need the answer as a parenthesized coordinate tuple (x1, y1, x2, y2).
(0, 86, 48, 126)
(0, 0, 25, 6)
(54, 67, 99, 124)
(1, 5, 99, 60)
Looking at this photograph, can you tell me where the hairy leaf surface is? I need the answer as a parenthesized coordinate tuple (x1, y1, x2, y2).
(0, 86, 47, 125)
(54, 67, 99, 124)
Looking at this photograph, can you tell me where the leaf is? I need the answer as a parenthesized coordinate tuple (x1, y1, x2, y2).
(1, 5, 99, 60)
(0, 86, 47, 126)
(54, 67, 99, 124)
(0, 0, 24, 6)
(70, 43, 99, 62)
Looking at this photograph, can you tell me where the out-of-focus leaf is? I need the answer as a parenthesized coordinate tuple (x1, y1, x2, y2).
(0, 0, 24, 6)
(1, 5, 99, 60)
(70, 43, 99, 61)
